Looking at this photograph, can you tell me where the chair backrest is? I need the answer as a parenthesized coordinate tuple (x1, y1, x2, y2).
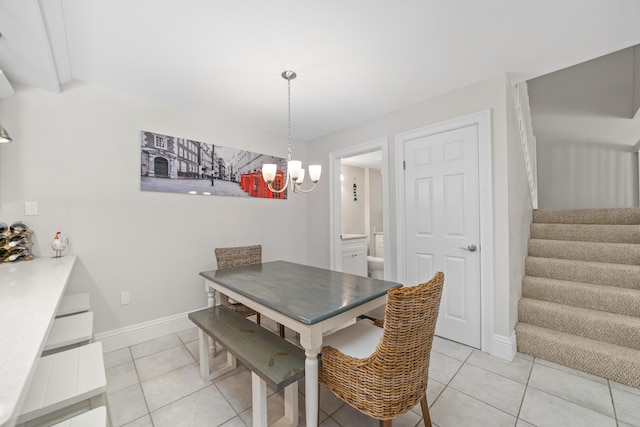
(215, 245, 262, 269)
(375, 272, 444, 412)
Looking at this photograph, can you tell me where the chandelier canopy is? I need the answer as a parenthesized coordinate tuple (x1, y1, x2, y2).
(261, 70, 321, 194)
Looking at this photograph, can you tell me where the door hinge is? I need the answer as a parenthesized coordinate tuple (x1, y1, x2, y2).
(403, 160, 406, 170)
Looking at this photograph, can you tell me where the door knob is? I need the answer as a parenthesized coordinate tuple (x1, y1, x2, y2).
(459, 244, 477, 252)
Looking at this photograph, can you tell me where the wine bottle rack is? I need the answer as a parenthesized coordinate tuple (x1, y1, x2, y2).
(0, 221, 34, 262)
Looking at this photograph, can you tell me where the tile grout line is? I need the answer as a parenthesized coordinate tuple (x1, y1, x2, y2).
(513, 354, 536, 425)
(608, 379, 620, 427)
(128, 344, 154, 427)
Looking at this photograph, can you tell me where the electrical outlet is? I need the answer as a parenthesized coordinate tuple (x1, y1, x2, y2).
(120, 291, 130, 305)
(25, 201, 38, 216)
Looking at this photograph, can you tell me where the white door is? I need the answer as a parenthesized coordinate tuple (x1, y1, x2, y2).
(403, 124, 481, 348)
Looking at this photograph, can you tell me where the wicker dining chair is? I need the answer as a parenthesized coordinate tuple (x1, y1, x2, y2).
(214, 245, 285, 338)
(319, 272, 444, 427)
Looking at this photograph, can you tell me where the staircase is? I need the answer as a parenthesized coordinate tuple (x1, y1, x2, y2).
(515, 208, 640, 389)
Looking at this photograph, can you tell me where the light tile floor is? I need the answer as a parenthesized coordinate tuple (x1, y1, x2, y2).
(103, 320, 640, 427)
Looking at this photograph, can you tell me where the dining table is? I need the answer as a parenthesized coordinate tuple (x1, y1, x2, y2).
(199, 260, 402, 427)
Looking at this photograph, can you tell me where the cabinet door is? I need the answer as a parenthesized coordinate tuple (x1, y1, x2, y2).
(341, 237, 368, 277)
(342, 252, 355, 274)
(352, 252, 367, 277)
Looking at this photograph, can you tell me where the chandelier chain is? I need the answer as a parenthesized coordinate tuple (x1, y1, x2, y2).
(287, 77, 292, 159)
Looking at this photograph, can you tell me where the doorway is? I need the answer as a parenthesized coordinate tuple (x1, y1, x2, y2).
(329, 138, 390, 277)
(396, 110, 494, 351)
(154, 157, 169, 177)
(403, 124, 481, 347)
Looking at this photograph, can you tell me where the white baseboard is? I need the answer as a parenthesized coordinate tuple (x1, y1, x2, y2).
(490, 331, 517, 361)
(95, 309, 204, 353)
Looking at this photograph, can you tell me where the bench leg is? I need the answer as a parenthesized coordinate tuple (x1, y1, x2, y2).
(206, 289, 217, 356)
(250, 374, 299, 427)
(198, 328, 211, 381)
(251, 377, 298, 427)
(198, 329, 237, 382)
(89, 392, 113, 427)
(252, 373, 268, 427)
(276, 381, 299, 427)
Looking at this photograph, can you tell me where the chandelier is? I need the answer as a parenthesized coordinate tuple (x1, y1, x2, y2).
(261, 70, 321, 193)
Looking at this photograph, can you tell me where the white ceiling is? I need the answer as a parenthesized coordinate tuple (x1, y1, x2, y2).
(1, 0, 640, 140)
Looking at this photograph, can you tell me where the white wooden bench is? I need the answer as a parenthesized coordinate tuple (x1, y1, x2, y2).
(43, 311, 94, 356)
(17, 342, 110, 427)
(56, 293, 90, 318)
(189, 306, 305, 427)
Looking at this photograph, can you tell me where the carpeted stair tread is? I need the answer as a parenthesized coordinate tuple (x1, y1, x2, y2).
(522, 276, 640, 317)
(518, 298, 640, 350)
(515, 323, 640, 389)
(530, 223, 640, 244)
(525, 256, 640, 290)
(528, 239, 640, 265)
(533, 208, 640, 225)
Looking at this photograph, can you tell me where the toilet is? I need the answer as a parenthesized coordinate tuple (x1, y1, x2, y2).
(367, 233, 384, 279)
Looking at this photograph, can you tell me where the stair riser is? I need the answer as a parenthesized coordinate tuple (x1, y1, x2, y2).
(515, 324, 640, 389)
(528, 239, 640, 265)
(518, 299, 640, 350)
(522, 277, 640, 318)
(530, 224, 640, 244)
(525, 257, 640, 290)
(534, 208, 640, 225)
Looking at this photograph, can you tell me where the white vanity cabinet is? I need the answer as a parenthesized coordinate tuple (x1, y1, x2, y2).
(341, 235, 368, 277)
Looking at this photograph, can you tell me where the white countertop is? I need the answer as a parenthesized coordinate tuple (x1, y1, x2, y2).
(0, 255, 77, 427)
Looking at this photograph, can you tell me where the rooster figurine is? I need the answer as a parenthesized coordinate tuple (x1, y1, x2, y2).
(52, 231, 69, 258)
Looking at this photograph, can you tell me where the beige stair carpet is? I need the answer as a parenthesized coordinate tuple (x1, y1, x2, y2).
(516, 208, 640, 389)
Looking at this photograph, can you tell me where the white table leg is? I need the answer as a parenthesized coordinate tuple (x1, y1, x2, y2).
(304, 349, 319, 427)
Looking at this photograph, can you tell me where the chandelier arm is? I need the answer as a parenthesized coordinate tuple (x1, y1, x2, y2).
(267, 181, 289, 193)
(267, 170, 291, 194)
(292, 181, 318, 193)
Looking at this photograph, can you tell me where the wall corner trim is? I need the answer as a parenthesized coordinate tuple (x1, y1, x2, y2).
(490, 331, 518, 361)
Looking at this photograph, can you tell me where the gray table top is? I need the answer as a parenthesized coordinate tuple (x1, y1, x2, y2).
(200, 260, 402, 325)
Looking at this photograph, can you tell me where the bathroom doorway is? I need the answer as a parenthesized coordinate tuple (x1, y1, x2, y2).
(329, 138, 391, 279)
